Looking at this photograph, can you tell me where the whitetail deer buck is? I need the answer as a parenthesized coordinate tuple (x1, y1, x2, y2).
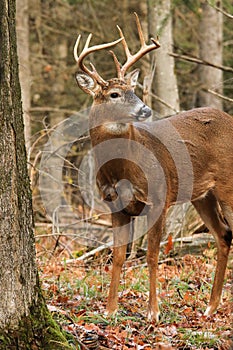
(74, 13, 232, 322)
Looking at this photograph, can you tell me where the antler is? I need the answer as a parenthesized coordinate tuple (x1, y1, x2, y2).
(74, 33, 123, 86)
(110, 12, 160, 80)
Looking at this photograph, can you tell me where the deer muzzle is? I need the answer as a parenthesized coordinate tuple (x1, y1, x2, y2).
(136, 104, 151, 121)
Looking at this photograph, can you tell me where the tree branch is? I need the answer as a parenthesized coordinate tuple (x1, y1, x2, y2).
(30, 106, 78, 114)
(169, 52, 233, 73)
(207, 1, 233, 19)
(204, 88, 233, 103)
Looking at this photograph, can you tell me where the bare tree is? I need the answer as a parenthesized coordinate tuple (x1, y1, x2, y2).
(195, 1, 223, 109)
(148, 0, 180, 116)
(0, 0, 73, 348)
(147, 0, 202, 239)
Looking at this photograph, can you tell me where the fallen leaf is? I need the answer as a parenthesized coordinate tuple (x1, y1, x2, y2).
(164, 234, 173, 255)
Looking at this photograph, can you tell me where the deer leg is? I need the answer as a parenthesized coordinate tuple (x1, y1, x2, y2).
(147, 211, 166, 322)
(106, 211, 131, 315)
(192, 191, 232, 316)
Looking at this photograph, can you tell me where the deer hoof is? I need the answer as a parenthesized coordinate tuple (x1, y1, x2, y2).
(147, 309, 160, 323)
(104, 308, 118, 318)
(204, 305, 216, 317)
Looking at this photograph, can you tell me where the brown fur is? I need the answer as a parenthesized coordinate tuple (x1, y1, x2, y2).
(76, 74, 233, 322)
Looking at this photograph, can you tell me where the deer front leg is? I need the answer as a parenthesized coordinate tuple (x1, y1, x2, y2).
(106, 211, 131, 315)
(147, 212, 165, 323)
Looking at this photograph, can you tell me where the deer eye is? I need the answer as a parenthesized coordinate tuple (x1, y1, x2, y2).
(110, 92, 120, 98)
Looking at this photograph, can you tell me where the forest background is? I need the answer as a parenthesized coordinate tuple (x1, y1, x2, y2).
(18, 0, 233, 230)
(13, 0, 233, 348)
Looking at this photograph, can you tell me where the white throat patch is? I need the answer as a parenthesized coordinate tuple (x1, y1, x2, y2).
(104, 122, 130, 135)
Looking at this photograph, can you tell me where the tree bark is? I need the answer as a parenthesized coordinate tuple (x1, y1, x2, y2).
(0, 0, 73, 348)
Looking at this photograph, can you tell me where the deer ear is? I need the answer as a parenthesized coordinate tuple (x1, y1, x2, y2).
(125, 69, 140, 89)
(75, 72, 96, 96)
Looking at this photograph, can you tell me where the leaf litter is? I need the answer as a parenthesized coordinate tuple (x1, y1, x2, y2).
(36, 234, 233, 350)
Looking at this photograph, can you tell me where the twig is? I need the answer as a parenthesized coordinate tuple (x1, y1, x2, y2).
(207, 0, 233, 19)
(150, 91, 180, 114)
(169, 52, 233, 73)
(61, 233, 215, 265)
(30, 106, 78, 114)
(64, 241, 113, 264)
(127, 257, 185, 271)
(205, 89, 233, 103)
(138, 82, 179, 114)
(30, 150, 42, 188)
(35, 232, 90, 238)
(159, 233, 214, 247)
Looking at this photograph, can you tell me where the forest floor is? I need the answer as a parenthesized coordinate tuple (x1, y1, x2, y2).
(36, 228, 233, 350)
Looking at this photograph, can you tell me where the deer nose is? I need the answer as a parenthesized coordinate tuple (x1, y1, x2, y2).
(137, 105, 151, 120)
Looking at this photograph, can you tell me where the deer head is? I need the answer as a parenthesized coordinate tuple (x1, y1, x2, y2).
(74, 13, 160, 126)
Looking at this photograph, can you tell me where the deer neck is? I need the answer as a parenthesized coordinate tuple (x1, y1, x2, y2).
(90, 123, 136, 146)
(89, 101, 139, 140)
(102, 122, 130, 135)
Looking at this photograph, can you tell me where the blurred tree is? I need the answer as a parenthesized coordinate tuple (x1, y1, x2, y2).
(27, 0, 232, 244)
(172, 0, 232, 113)
(0, 0, 74, 348)
(195, 0, 223, 109)
(148, 0, 180, 116)
(147, 0, 202, 239)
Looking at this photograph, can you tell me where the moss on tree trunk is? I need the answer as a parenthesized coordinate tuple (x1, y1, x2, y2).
(0, 1, 75, 348)
(0, 276, 74, 350)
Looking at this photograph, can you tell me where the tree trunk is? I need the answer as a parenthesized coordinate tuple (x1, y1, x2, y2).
(0, 1, 73, 348)
(149, 0, 180, 116)
(16, 0, 31, 150)
(130, 2, 153, 257)
(147, 0, 202, 239)
(49, 37, 68, 127)
(195, 1, 223, 109)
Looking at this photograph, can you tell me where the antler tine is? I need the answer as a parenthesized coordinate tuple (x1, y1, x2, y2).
(116, 25, 131, 59)
(109, 50, 122, 79)
(116, 13, 160, 79)
(84, 33, 92, 50)
(74, 33, 123, 86)
(134, 12, 146, 47)
(73, 34, 82, 62)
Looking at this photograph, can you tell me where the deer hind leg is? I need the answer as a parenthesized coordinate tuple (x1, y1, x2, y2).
(192, 191, 232, 316)
(147, 211, 166, 323)
(106, 211, 131, 315)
